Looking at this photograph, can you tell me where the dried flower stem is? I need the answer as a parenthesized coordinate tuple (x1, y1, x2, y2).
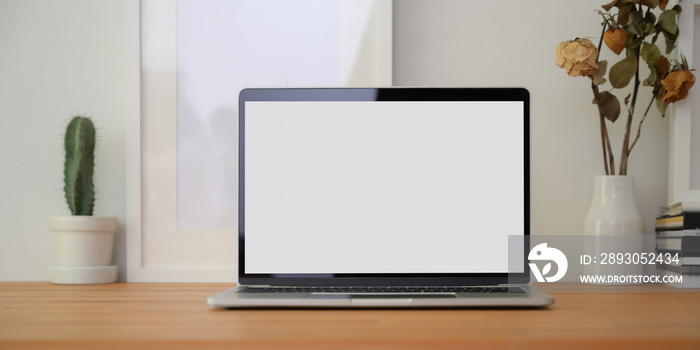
(592, 4, 648, 175)
(619, 43, 642, 176)
(628, 95, 657, 154)
(561, 4, 690, 177)
(592, 84, 615, 174)
(592, 22, 615, 175)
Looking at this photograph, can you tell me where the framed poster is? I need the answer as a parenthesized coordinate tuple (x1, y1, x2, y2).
(669, 0, 700, 203)
(125, 0, 393, 282)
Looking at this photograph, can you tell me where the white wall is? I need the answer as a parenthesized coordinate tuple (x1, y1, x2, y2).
(0, 0, 127, 281)
(393, 0, 669, 238)
(0, 0, 671, 281)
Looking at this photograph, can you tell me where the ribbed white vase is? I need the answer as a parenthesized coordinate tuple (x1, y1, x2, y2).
(583, 175, 644, 284)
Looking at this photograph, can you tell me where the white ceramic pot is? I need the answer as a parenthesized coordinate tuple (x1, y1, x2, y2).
(48, 216, 118, 284)
(583, 175, 644, 284)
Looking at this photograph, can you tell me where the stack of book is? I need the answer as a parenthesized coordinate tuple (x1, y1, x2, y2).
(655, 202, 700, 288)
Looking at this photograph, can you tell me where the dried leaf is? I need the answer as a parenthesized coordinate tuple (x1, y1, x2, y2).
(627, 23, 642, 36)
(659, 9, 678, 35)
(641, 43, 661, 66)
(641, 43, 662, 86)
(628, 7, 644, 25)
(602, 0, 628, 12)
(592, 60, 608, 86)
(638, 0, 659, 8)
(644, 70, 657, 86)
(657, 9, 680, 54)
(641, 21, 655, 35)
(645, 11, 657, 27)
(656, 89, 668, 117)
(617, 4, 635, 26)
(662, 29, 679, 54)
(646, 55, 671, 87)
(609, 53, 638, 88)
(655, 56, 670, 78)
(594, 91, 621, 123)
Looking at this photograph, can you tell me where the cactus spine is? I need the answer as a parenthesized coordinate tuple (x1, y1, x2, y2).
(64, 116, 96, 216)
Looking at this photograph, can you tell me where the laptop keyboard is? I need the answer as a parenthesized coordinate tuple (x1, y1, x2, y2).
(238, 286, 524, 294)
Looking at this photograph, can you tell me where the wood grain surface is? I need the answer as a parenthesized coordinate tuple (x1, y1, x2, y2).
(1, 282, 699, 349)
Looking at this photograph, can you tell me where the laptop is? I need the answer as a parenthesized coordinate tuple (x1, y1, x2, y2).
(207, 87, 553, 308)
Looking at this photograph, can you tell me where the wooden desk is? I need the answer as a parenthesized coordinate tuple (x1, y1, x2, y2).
(1, 282, 699, 349)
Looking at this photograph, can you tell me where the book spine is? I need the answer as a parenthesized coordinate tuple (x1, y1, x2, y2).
(656, 236, 700, 253)
(655, 248, 700, 257)
(683, 212, 700, 230)
(681, 236, 700, 253)
(656, 229, 700, 236)
(655, 212, 700, 230)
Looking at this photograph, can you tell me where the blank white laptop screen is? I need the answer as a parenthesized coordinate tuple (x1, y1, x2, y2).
(244, 100, 524, 274)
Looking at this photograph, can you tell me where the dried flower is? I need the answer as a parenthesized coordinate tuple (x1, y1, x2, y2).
(557, 3, 692, 175)
(661, 70, 696, 104)
(603, 28, 627, 55)
(556, 39, 599, 77)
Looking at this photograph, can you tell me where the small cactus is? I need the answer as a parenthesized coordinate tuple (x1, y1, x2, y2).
(63, 115, 96, 216)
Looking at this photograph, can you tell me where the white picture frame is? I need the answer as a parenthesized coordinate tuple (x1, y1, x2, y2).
(669, 0, 700, 203)
(125, 0, 393, 282)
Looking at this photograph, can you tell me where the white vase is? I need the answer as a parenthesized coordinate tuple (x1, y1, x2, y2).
(583, 175, 644, 284)
(49, 216, 118, 284)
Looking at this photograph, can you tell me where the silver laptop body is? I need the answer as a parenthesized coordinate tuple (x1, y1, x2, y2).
(208, 87, 553, 308)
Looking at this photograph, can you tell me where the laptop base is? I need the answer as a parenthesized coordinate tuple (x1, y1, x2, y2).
(207, 284, 554, 308)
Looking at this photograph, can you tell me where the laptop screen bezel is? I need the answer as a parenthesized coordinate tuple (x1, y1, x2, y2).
(238, 87, 530, 286)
